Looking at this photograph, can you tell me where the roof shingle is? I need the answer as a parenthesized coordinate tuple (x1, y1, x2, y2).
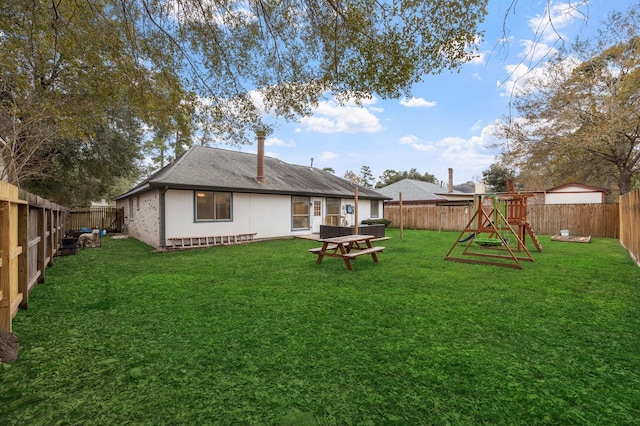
(116, 145, 390, 200)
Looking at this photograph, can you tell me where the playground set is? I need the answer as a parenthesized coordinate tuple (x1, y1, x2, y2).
(444, 180, 542, 269)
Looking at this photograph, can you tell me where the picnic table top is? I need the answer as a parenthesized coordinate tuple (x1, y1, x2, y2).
(317, 234, 376, 244)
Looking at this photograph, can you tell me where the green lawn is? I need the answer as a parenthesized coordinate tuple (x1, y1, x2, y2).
(1, 229, 639, 425)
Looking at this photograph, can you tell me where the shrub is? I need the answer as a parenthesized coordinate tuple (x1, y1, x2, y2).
(360, 218, 392, 227)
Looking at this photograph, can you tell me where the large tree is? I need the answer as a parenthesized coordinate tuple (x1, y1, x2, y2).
(0, 0, 189, 205)
(495, 4, 640, 195)
(2, 0, 489, 205)
(145, 0, 488, 139)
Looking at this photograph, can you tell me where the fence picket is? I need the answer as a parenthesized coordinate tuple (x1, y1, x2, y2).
(620, 189, 640, 266)
(68, 207, 124, 232)
(384, 203, 620, 238)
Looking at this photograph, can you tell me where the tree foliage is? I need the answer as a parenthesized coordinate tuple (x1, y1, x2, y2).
(0, 0, 189, 205)
(1, 0, 490, 205)
(146, 0, 488, 141)
(494, 4, 640, 195)
(343, 170, 361, 186)
(359, 165, 374, 188)
(482, 163, 516, 193)
(376, 168, 436, 188)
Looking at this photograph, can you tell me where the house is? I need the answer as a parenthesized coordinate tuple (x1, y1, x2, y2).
(376, 172, 474, 206)
(542, 182, 607, 204)
(114, 137, 390, 249)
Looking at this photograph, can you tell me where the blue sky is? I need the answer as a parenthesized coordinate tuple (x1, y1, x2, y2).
(212, 1, 634, 187)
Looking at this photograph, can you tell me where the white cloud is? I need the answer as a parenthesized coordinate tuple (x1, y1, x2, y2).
(399, 134, 436, 152)
(399, 134, 419, 145)
(299, 99, 383, 134)
(528, 2, 586, 44)
(265, 136, 296, 148)
(412, 143, 437, 152)
(500, 54, 580, 97)
(318, 151, 339, 162)
(438, 123, 499, 172)
(519, 39, 557, 63)
(400, 97, 437, 108)
(499, 2, 588, 98)
(470, 120, 483, 131)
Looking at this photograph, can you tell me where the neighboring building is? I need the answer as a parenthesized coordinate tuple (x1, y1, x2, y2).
(543, 182, 607, 204)
(114, 139, 390, 249)
(376, 176, 474, 206)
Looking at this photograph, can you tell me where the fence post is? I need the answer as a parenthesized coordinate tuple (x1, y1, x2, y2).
(0, 201, 10, 331)
(18, 203, 29, 309)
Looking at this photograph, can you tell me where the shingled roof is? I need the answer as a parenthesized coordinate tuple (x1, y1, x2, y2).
(375, 179, 466, 202)
(115, 145, 390, 200)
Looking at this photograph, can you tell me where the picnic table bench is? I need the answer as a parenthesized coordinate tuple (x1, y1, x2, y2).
(308, 234, 385, 270)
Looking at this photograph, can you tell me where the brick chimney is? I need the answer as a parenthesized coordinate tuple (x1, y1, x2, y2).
(448, 168, 453, 193)
(256, 132, 266, 184)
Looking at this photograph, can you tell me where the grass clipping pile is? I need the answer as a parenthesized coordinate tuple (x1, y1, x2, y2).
(0, 330, 19, 364)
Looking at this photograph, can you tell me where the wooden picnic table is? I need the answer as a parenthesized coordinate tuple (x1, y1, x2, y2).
(308, 234, 385, 270)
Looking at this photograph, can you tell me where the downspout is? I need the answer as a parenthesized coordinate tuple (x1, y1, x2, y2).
(159, 185, 168, 248)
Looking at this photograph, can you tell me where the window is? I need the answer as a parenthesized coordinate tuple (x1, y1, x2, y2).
(370, 200, 379, 218)
(195, 191, 232, 221)
(313, 200, 322, 217)
(292, 196, 310, 229)
(325, 198, 341, 225)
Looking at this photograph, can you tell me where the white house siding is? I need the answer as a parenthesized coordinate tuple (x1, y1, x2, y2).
(163, 190, 382, 246)
(117, 189, 161, 247)
(164, 190, 312, 245)
(545, 186, 604, 204)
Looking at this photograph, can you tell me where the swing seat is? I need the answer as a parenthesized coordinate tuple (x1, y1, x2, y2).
(458, 232, 476, 243)
(474, 237, 503, 246)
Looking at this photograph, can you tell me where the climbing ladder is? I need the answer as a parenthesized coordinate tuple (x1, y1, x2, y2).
(167, 233, 257, 250)
(525, 221, 542, 252)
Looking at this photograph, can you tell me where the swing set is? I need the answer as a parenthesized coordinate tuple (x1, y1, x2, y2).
(444, 180, 542, 269)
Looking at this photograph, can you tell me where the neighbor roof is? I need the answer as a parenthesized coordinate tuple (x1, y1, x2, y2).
(375, 179, 467, 202)
(114, 145, 390, 200)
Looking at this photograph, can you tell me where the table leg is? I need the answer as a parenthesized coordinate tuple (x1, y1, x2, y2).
(343, 258, 354, 270)
(316, 242, 329, 264)
(338, 242, 354, 270)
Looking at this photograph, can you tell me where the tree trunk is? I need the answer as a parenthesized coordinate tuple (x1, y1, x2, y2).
(618, 167, 632, 195)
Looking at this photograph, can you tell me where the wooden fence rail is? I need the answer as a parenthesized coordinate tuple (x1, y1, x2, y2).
(384, 202, 620, 238)
(0, 181, 67, 332)
(620, 189, 640, 266)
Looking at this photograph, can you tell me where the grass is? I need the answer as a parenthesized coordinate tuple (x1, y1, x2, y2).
(1, 229, 639, 425)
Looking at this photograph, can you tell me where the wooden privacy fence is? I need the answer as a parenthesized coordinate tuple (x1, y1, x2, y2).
(527, 204, 619, 238)
(0, 181, 67, 332)
(384, 203, 474, 232)
(384, 202, 620, 238)
(68, 207, 123, 233)
(619, 189, 640, 266)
